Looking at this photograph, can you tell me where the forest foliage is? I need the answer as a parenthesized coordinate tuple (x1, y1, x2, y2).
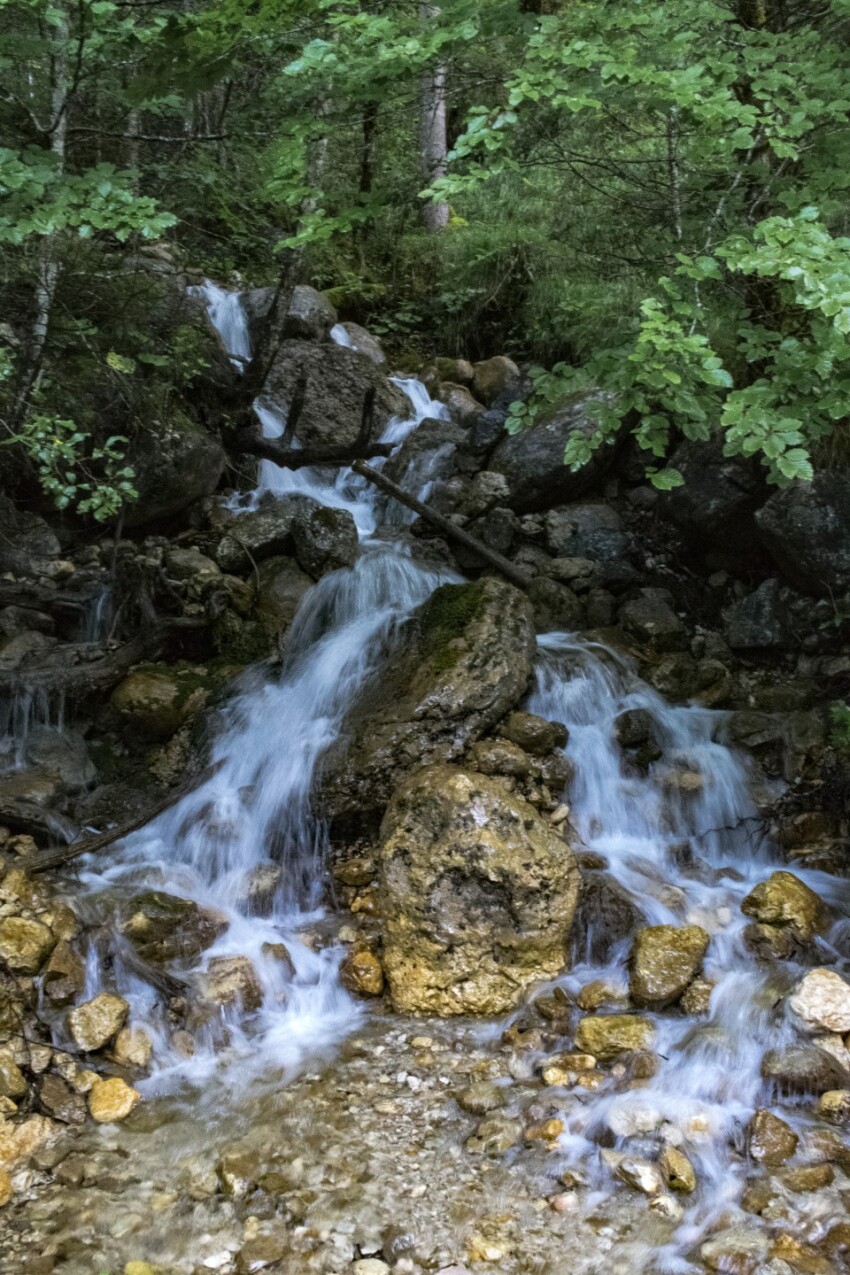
(0, 0, 848, 515)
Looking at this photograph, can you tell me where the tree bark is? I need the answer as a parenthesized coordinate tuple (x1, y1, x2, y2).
(420, 4, 450, 232)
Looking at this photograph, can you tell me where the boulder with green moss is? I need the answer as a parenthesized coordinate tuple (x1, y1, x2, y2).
(319, 578, 535, 821)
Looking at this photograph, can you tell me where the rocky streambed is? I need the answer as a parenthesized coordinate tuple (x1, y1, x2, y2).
(0, 279, 848, 1275)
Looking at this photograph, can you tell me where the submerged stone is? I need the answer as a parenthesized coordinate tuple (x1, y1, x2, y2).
(120, 891, 227, 966)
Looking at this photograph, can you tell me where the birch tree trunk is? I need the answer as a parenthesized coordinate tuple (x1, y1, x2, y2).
(419, 3, 449, 232)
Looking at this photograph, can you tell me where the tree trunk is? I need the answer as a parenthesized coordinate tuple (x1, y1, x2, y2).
(13, 4, 70, 426)
(420, 4, 449, 232)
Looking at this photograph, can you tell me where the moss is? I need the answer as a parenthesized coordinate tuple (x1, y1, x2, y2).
(211, 610, 275, 664)
(418, 581, 489, 674)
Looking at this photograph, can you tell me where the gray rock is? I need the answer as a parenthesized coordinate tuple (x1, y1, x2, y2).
(572, 871, 640, 964)
(725, 579, 795, 650)
(489, 393, 623, 513)
(282, 284, 337, 341)
(544, 503, 628, 561)
(216, 496, 317, 573)
(124, 410, 225, 527)
(619, 589, 688, 652)
(292, 506, 358, 579)
(657, 434, 764, 558)
(263, 341, 408, 451)
(756, 472, 850, 596)
(0, 497, 60, 576)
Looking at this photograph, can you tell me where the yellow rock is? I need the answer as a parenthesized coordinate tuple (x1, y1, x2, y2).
(0, 1115, 58, 1170)
(124, 1263, 156, 1275)
(112, 1026, 154, 1070)
(88, 1077, 141, 1124)
(0, 1169, 12, 1207)
(340, 947, 384, 997)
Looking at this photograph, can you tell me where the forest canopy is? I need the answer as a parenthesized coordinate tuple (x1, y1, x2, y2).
(1, 0, 848, 514)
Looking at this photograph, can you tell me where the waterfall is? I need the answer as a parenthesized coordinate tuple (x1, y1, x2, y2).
(189, 279, 252, 370)
(528, 634, 846, 1260)
(75, 284, 456, 1096)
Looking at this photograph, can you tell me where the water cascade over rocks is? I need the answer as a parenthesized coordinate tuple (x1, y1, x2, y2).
(3, 283, 846, 1275)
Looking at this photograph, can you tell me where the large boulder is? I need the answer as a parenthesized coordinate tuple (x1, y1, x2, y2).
(215, 495, 317, 574)
(262, 341, 408, 451)
(0, 497, 60, 577)
(239, 284, 337, 348)
(725, 579, 796, 651)
(656, 434, 764, 559)
(741, 871, 826, 941)
(378, 766, 580, 1015)
(291, 505, 358, 579)
(489, 392, 622, 513)
(110, 664, 208, 741)
(319, 578, 536, 821)
(253, 556, 313, 639)
(282, 285, 337, 341)
(756, 473, 850, 596)
(124, 410, 225, 527)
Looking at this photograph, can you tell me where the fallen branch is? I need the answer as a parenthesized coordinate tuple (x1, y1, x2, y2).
(0, 799, 78, 844)
(29, 759, 225, 874)
(352, 460, 532, 590)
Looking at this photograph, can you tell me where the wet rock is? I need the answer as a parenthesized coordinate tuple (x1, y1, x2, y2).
(460, 471, 511, 518)
(747, 1109, 799, 1165)
(756, 472, 850, 597)
(112, 1025, 154, 1070)
(659, 1145, 696, 1193)
(283, 284, 337, 341)
(215, 495, 316, 573)
(292, 505, 358, 579)
(680, 977, 715, 1016)
(816, 1090, 850, 1125)
(467, 738, 531, 778)
(19, 726, 96, 793)
(253, 556, 313, 640)
(502, 714, 568, 759)
(489, 393, 622, 513)
(340, 947, 384, 998)
(574, 1014, 655, 1062)
(0, 914, 56, 975)
(67, 993, 129, 1052)
(780, 1162, 834, 1192)
(439, 382, 485, 427)
(124, 409, 225, 527)
(614, 708, 653, 749)
(571, 871, 639, 965)
(234, 862, 283, 918)
(629, 924, 710, 1009)
(789, 968, 850, 1035)
(576, 980, 624, 1012)
(121, 891, 227, 965)
(741, 872, 826, 941)
(471, 356, 520, 407)
(336, 321, 386, 366)
(38, 1074, 86, 1125)
(0, 1168, 11, 1207)
(264, 340, 407, 451)
(165, 545, 220, 582)
(700, 1227, 770, 1273)
(201, 956, 263, 1012)
(616, 1156, 664, 1195)
(261, 942, 295, 978)
(217, 1146, 257, 1197)
(761, 1044, 849, 1094)
(726, 579, 795, 650)
(321, 578, 536, 821)
(467, 1113, 522, 1155)
(88, 1076, 140, 1123)
(0, 1052, 26, 1099)
(821, 1222, 850, 1267)
(0, 1114, 58, 1171)
(378, 765, 579, 1015)
(110, 665, 207, 740)
(456, 1082, 508, 1117)
(527, 577, 583, 631)
(619, 591, 688, 653)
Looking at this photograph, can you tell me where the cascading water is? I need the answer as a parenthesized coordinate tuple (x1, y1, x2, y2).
(56, 283, 846, 1272)
(526, 635, 848, 1267)
(74, 285, 456, 1098)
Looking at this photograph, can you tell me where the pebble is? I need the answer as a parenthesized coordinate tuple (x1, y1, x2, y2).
(88, 1076, 141, 1123)
(616, 1157, 664, 1196)
(0, 1168, 12, 1207)
(351, 1262, 390, 1275)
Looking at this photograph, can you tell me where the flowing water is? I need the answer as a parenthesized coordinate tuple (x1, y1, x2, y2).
(30, 284, 847, 1273)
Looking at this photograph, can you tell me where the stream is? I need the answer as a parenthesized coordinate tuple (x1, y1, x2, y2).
(4, 283, 848, 1275)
